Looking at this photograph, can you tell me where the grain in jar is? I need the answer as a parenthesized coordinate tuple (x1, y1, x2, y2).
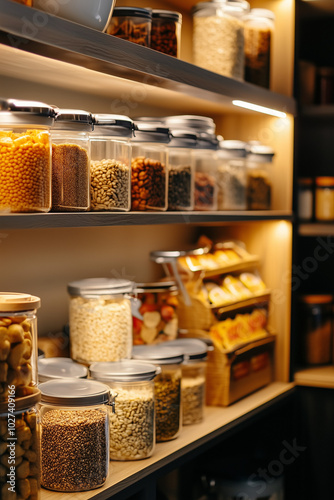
(107, 7, 152, 47)
(315, 177, 334, 221)
(151, 10, 182, 57)
(216, 140, 247, 210)
(246, 142, 274, 210)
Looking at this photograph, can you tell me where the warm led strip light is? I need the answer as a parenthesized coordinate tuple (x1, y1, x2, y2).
(232, 100, 287, 118)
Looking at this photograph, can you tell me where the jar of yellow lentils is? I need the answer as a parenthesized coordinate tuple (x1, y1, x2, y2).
(0, 98, 55, 213)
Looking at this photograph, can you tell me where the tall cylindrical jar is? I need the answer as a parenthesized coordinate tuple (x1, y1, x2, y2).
(132, 345, 183, 442)
(0, 390, 41, 500)
(246, 142, 274, 210)
(297, 177, 313, 221)
(244, 8, 275, 88)
(0, 98, 54, 213)
(51, 109, 93, 212)
(315, 177, 334, 221)
(90, 114, 134, 212)
(151, 10, 182, 57)
(90, 360, 159, 461)
(193, 135, 218, 211)
(67, 278, 133, 364)
(192, 0, 250, 80)
(0, 293, 41, 401)
(216, 140, 247, 210)
(39, 379, 110, 492)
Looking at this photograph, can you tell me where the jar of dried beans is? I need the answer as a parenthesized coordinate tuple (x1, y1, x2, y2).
(90, 360, 159, 460)
(39, 379, 110, 492)
(217, 140, 247, 210)
(0, 98, 54, 213)
(131, 124, 170, 211)
(90, 114, 134, 212)
(107, 7, 152, 47)
(246, 142, 274, 210)
(51, 109, 93, 212)
(67, 277, 133, 365)
(151, 10, 182, 58)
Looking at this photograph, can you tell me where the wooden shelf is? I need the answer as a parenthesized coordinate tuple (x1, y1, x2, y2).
(298, 222, 334, 236)
(40, 382, 294, 500)
(295, 366, 334, 389)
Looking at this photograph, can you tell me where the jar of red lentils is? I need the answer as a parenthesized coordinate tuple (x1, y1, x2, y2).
(0, 98, 55, 213)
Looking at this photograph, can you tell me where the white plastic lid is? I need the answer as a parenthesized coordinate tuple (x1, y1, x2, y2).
(132, 344, 184, 365)
(39, 379, 110, 406)
(90, 360, 160, 382)
(0, 293, 40, 312)
(67, 277, 133, 297)
(38, 357, 88, 381)
(166, 338, 208, 360)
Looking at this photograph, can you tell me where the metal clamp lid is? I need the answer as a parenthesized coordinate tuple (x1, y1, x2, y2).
(0, 98, 55, 126)
(92, 114, 135, 138)
(53, 108, 93, 131)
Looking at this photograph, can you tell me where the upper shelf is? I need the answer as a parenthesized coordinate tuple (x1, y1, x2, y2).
(0, 0, 296, 116)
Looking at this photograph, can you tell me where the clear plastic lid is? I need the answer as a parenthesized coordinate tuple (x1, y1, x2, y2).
(67, 277, 133, 297)
(0, 292, 41, 312)
(0, 98, 55, 126)
(132, 344, 184, 365)
(38, 357, 88, 380)
(90, 360, 160, 382)
(39, 379, 110, 406)
(53, 108, 93, 132)
(166, 338, 208, 360)
(92, 114, 134, 138)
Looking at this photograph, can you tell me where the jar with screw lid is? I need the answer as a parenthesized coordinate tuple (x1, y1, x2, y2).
(217, 140, 247, 210)
(151, 10, 182, 57)
(38, 357, 88, 383)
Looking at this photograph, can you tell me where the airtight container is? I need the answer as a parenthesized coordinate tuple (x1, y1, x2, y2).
(0, 293, 40, 402)
(0, 98, 54, 213)
(151, 10, 182, 57)
(132, 344, 183, 442)
(217, 140, 247, 210)
(298, 177, 313, 221)
(107, 7, 152, 46)
(90, 114, 134, 212)
(0, 390, 41, 500)
(39, 379, 110, 492)
(38, 357, 88, 383)
(246, 142, 274, 210)
(51, 109, 93, 212)
(90, 360, 159, 460)
(68, 278, 133, 364)
(315, 177, 334, 221)
(193, 135, 218, 211)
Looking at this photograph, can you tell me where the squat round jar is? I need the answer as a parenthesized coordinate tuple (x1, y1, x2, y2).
(68, 278, 133, 364)
(315, 177, 334, 221)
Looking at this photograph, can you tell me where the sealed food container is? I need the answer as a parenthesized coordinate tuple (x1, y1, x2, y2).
(133, 281, 179, 344)
(131, 124, 170, 211)
(90, 114, 134, 212)
(151, 10, 182, 57)
(0, 390, 41, 500)
(315, 177, 334, 221)
(193, 135, 218, 211)
(0, 98, 54, 213)
(298, 177, 313, 221)
(246, 142, 274, 210)
(40, 379, 110, 492)
(192, 0, 250, 80)
(107, 7, 152, 47)
(68, 278, 133, 364)
(38, 357, 88, 383)
(51, 109, 93, 212)
(244, 8, 275, 88)
(217, 140, 247, 210)
(132, 344, 183, 442)
(167, 338, 207, 425)
(0, 293, 40, 401)
(90, 360, 159, 460)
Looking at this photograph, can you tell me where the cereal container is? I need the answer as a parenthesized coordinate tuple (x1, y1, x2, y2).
(151, 10, 182, 57)
(0, 293, 40, 402)
(246, 142, 274, 210)
(217, 140, 247, 210)
(107, 7, 152, 46)
(133, 281, 179, 344)
(0, 98, 54, 213)
(39, 379, 110, 492)
(90, 114, 134, 212)
(132, 344, 183, 442)
(38, 357, 88, 383)
(51, 109, 93, 212)
(90, 360, 159, 460)
(67, 278, 133, 365)
(131, 124, 170, 211)
(0, 390, 41, 500)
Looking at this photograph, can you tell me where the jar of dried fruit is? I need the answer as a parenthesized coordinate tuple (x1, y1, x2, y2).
(151, 10, 182, 57)
(106, 7, 152, 47)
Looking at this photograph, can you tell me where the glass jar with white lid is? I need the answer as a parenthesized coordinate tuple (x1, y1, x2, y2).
(246, 142, 274, 210)
(38, 357, 88, 383)
(90, 359, 160, 460)
(217, 140, 247, 210)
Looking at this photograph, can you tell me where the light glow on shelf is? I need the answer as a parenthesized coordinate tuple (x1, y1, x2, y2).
(232, 100, 287, 118)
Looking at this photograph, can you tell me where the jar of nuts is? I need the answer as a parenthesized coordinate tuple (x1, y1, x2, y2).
(246, 141, 274, 210)
(90, 360, 159, 461)
(0, 293, 41, 402)
(0, 390, 41, 500)
(151, 10, 182, 58)
(132, 344, 183, 442)
(131, 124, 170, 211)
(216, 140, 247, 210)
(107, 7, 152, 47)
(90, 114, 134, 212)
(0, 98, 55, 213)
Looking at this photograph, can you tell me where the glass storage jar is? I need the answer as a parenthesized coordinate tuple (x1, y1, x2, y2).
(192, 0, 250, 80)
(0, 390, 41, 500)
(90, 114, 134, 212)
(90, 360, 159, 461)
(131, 124, 170, 211)
(51, 109, 93, 212)
(132, 344, 183, 442)
(132, 281, 179, 345)
(0, 293, 41, 402)
(193, 135, 218, 211)
(151, 10, 182, 57)
(0, 98, 54, 213)
(38, 357, 88, 383)
(297, 177, 313, 221)
(246, 142, 274, 210)
(67, 277, 133, 364)
(244, 8, 275, 88)
(315, 177, 334, 221)
(217, 140, 247, 210)
(107, 7, 152, 46)
(39, 379, 110, 492)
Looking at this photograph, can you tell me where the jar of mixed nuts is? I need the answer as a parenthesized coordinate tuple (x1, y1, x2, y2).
(39, 379, 110, 492)
(90, 114, 134, 212)
(67, 278, 133, 364)
(151, 10, 182, 57)
(38, 357, 88, 383)
(132, 344, 183, 442)
(107, 7, 152, 47)
(246, 142, 274, 210)
(0, 293, 41, 402)
(131, 124, 170, 211)
(216, 140, 247, 210)
(51, 109, 93, 212)
(0, 98, 55, 213)
(0, 390, 41, 500)
(90, 360, 159, 461)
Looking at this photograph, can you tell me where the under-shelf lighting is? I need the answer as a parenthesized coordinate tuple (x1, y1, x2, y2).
(232, 100, 287, 118)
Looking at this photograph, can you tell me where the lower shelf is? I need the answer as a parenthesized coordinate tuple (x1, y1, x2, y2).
(294, 365, 334, 389)
(41, 382, 294, 500)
